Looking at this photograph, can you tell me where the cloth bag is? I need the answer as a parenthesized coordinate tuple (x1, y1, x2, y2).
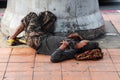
(75, 49, 103, 60)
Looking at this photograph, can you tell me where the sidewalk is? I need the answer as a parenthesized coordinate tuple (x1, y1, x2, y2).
(0, 11, 120, 80)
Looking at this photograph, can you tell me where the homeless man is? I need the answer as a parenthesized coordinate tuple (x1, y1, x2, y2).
(7, 11, 103, 62)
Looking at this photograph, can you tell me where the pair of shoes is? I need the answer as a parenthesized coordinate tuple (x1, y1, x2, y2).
(6, 36, 26, 46)
(16, 36, 26, 44)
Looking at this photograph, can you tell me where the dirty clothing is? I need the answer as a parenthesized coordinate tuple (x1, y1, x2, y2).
(21, 11, 57, 49)
(21, 11, 67, 54)
(36, 36, 65, 54)
(20, 11, 103, 63)
(51, 42, 102, 63)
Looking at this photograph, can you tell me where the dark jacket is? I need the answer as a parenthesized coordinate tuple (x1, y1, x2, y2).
(51, 41, 101, 63)
(51, 48, 76, 63)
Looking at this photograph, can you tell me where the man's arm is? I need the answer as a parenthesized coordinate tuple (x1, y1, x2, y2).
(50, 41, 76, 63)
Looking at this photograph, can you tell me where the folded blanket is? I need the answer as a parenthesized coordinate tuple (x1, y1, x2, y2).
(75, 49, 103, 60)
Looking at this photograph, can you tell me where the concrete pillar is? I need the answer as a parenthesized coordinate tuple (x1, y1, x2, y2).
(1, 0, 105, 39)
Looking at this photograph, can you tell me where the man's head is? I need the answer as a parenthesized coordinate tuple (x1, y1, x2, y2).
(76, 41, 101, 53)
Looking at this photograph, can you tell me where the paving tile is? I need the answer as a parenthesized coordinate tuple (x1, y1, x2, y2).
(0, 72, 4, 80)
(114, 63, 120, 71)
(0, 63, 7, 72)
(11, 48, 36, 55)
(108, 14, 120, 33)
(6, 63, 33, 72)
(9, 48, 36, 63)
(63, 72, 91, 80)
(96, 49, 112, 63)
(108, 14, 120, 23)
(108, 49, 120, 56)
(34, 62, 61, 72)
(0, 48, 11, 62)
(102, 13, 110, 21)
(3, 71, 33, 80)
(0, 54, 10, 62)
(9, 54, 35, 63)
(110, 55, 120, 63)
(91, 72, 120, 80)
(33, 72, 61, 80)
(62, 62, 88, 72)
(35, 54, 51, 62)
(108, 49, 120, 63)
(0, 48, 12, 55)
(88, 62, 116, 72)
(118, 72, 120, 78)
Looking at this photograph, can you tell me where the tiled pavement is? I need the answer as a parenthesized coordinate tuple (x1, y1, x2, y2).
(0, 11, 120, 80)
(0, 48, 120, 80)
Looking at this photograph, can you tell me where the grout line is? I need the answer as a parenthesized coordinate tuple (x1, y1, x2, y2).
(32, 52, 37, 80)
(60, 63, 63, 80)
(2, 48, 13, 80)
(109, 19, 120, 35)
(106, 49, 120, 79)
(86, 61, 92, 80)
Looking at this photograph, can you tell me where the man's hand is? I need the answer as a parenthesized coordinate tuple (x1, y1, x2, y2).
(59, 40, 69, 50)
(75, 40, 89, 49)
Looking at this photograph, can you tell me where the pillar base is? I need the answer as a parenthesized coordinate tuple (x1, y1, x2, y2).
(55, 25, 105, 40)
(77, 25, 105, 39)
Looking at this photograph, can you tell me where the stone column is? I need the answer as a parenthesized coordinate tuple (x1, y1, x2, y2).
(1, 0, 105, 39)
